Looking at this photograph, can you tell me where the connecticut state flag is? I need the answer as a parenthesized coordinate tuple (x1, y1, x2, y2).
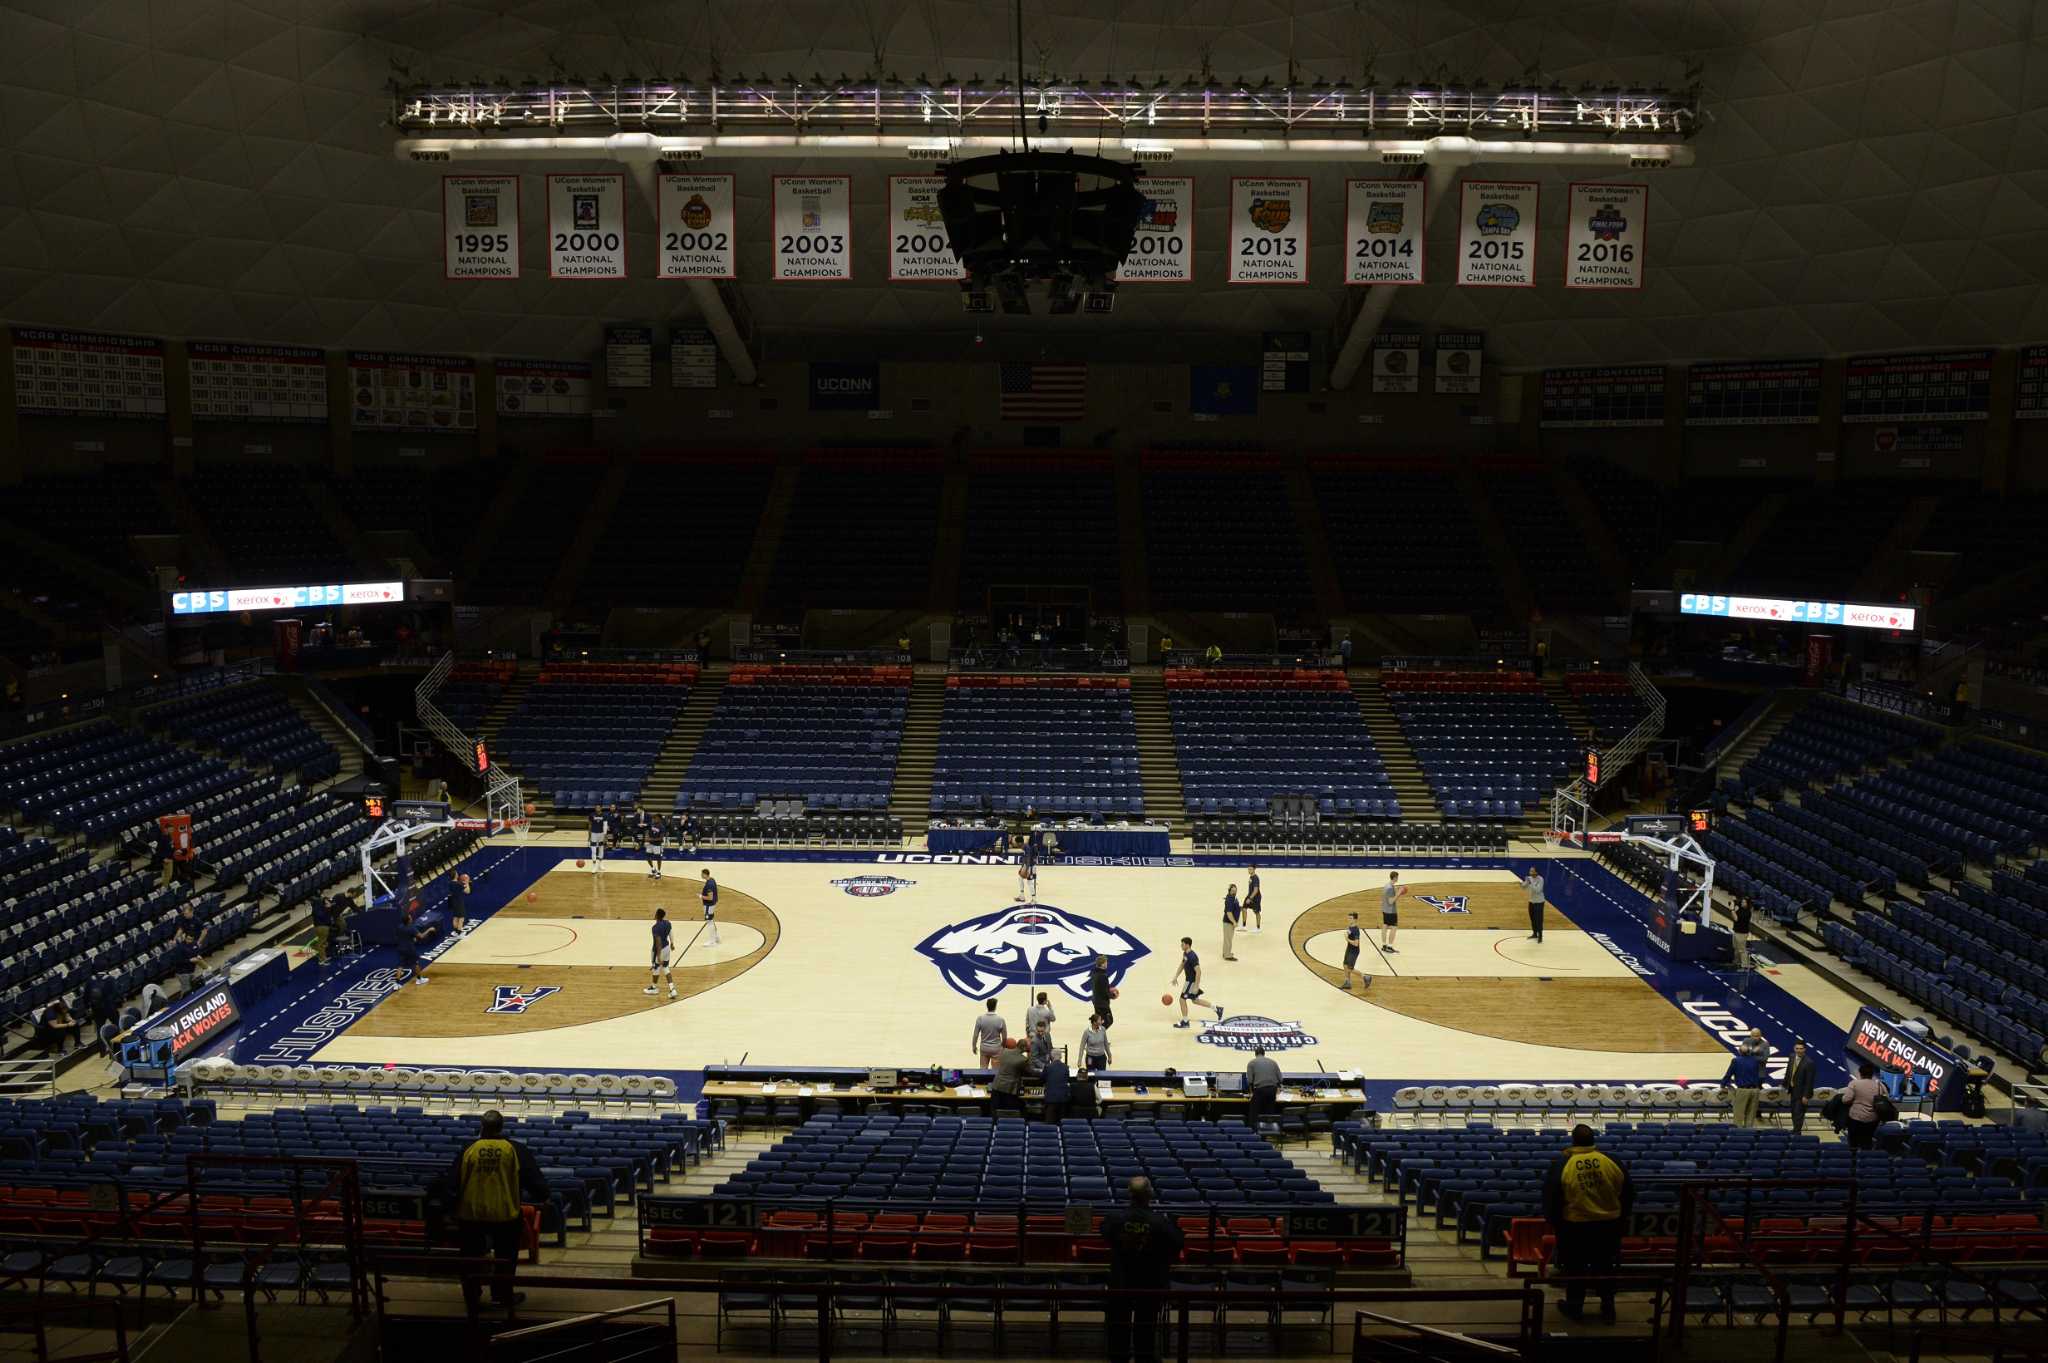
(1190, 365, 1259, 416)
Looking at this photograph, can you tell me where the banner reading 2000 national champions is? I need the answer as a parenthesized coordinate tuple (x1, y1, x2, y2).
(545, 173, 626, 279)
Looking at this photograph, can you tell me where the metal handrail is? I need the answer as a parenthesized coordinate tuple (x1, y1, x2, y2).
(1350, 1308, 1524, 1358)
(413, 650, 473, 772)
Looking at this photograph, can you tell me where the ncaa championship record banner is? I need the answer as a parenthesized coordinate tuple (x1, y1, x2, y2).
(1345, 180, 1425, 285)
(188, 342, 328, 423)
(1228, 178, 1309, 284)
(2016, 345, 2048, 419)
(772, 177, 852, 280)
(1685, 359, 1822, 426)
(656, 174, 735, 279)
(11, 329, 165, 417)
(545, 173, 627, 279)
(887, 177, 965, 281)
(1116, 178, 1193, 283)
(1843, 350, 1993, 423)
(495, 359, 593, 418)
(1371, 331, 1422, 394)
(441, 175, 519, 279)
(347, 352, 476, 431)
(1434, 332, 1484, 395)
(1564, 183, 1646, 290)
(1541, 365, 1665, 428)
(1457, 181, 1537, 287)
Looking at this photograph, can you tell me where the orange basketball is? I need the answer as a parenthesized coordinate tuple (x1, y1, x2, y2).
(524, 802, 536, 817)
(576, 859, 587, 868)
(1161, 993, 1174, 1007)
(1109, 987, 1119, 999)
(525, 891, 537, 902)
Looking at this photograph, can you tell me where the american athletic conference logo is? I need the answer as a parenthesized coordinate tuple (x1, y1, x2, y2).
(1198, 1015, 1318, 1052)
(913, 904, 1148, 1001)
(487, 985, 560, 1015)
(1417, 894, 1470, 915)
(831, 874, 916, 898)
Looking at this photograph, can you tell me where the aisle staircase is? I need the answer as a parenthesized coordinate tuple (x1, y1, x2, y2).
(1541, 675, 1596, 746)
(1716, 690, 1814, 788)
(639, 664, 728, 818)
(477, 664, 537, 747)
(888, 668, 947, 837)
(274, 678, 366, 785)
(1353, 672, 1441, 823)
(1129, 671, 1188, 835)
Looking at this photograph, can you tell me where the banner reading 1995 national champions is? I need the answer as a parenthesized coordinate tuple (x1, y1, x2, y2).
(442, 176, 519, 279)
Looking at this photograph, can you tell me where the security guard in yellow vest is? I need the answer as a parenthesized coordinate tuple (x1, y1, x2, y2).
(450, 1110, 548, 1313)
(1542, 1124, 1634, 1322)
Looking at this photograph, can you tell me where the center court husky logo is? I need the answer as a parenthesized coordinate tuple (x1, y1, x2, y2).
(487, 985, 560, 1015)
(831, 874, 916, 898)
(1417, 895, 1470, 915)
(914, 904, 1149, 1001)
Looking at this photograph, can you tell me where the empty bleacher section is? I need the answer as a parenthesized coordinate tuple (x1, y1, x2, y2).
(1724, 484, 1904, 598)
(578, 456, 774, 611)
(1914, 492, 2048, 595)
(765, 450, 943, 612)
(2, 719, 247, 841)
(930, 676, 1141, 818)
(141, 682, 341, 784)
(1566, 669, 1651, 744)
(957, 454, 1122, 611)
(1310, 460, 1505, 616)
(431, 659, 516, 734)
(186, 463, 352, 583)
(1142, 451, 1313, 617)
(708, 1113, 1336, 1211)
(467, 456, 595, 605)
(494, 662, 696, 811)
(1477, 464, 1619, 611)
(0, 474, 168, 579)
(1165, 668, 1397, 820)
(1567, 456, 1666, 585)
(1381, 671, 1575, 819)
(1723, 695, 1935, 800)
(681, 665, 908, 813)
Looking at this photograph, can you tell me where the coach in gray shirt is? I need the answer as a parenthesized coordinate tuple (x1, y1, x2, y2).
(971, 997, 1008, 1064)
(1246, 1045, 1283, 1121)
(1523, 869, 1546, 943)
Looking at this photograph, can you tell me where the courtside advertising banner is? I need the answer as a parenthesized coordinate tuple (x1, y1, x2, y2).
(1345, 180, 1425, 285)
(1456, 181, 1538, 287)
(1434, 331, 1484, 395)
(1371, 330, 1422, 394)
(545, 173, 626, 279)
(1564, 182, 1647, 290)
(442, 175, 520, 279)
(1227, 178, 1309, 284)
(1115, 178, 1193, 283)
(887, 176, 965, 281)
(656, 174, 735, 279)
(772, 176, 852, 281)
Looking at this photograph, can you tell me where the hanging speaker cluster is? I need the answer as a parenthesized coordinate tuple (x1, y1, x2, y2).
(939, 151, 1143, 315)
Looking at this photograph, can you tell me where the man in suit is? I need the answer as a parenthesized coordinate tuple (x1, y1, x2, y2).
(1786, 1040, 1817, 1135)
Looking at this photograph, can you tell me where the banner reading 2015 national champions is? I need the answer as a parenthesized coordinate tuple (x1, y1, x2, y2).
(1456, 181, 1538, 288)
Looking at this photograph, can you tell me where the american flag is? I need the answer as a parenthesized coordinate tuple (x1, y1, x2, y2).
(999, 362, 1087, 421)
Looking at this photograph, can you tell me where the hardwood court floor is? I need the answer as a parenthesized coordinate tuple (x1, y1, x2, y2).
(311, 858, 1733, 1080)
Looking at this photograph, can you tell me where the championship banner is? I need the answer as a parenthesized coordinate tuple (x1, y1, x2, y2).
(2019, 345, 2048, 420)
(1370, 330, 1421, 394)
(1344, 180, 1424, 285)
(772, 176, 852, 281)
(442, 175, 520, 279)
(1563, 182, 1646, 290)
(346, 351, 476, 431)
(1433, 332, 1484, 395)
(1227, 177, 1309, 285)
(1456, 181, 1538, 287)
(545, 173, 626, 279)
(1115, 178, 1193, 283)
(656, 173, 735, 279)
(1843, 350, 1993, 423)
(887, 177, 965, 281)
(494, 359, 594, 418)
(10, 328, 166, 418)
(188, 342, 328, 423)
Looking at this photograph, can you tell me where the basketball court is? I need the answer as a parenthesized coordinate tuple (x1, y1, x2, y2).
(228, 837, 1862, 1095)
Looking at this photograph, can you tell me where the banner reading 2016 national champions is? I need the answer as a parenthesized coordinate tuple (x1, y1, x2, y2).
(1565, 183, 1647, 290)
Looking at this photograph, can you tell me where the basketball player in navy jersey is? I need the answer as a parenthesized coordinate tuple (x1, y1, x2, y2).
(646, 815, 665, 880)
(586, 808, 607, 873)
(1170, 936, 1225, 1029)
(1244, 864, 1263, 933)
(699, 869, 720, 947)
(1341, 911, 1365, 990)
(644, 907, 675, 999)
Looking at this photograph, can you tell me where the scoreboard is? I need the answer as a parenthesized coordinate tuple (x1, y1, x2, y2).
(1684, 359, 1821, 426)
(1842, 349, 1992, 423)
(1540, 365, 1665, 428)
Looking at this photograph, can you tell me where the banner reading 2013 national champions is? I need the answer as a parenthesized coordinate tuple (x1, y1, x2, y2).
(1227, 178, 1309, 285)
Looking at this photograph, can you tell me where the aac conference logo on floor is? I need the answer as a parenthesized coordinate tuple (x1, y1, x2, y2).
(1418, 895, 1470, 914)
(914, 903, 1148, 1001)
(830, 874, 916, 898)
(488, 985, 560, 1014)
(1198, 1015, 1318, 1052)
